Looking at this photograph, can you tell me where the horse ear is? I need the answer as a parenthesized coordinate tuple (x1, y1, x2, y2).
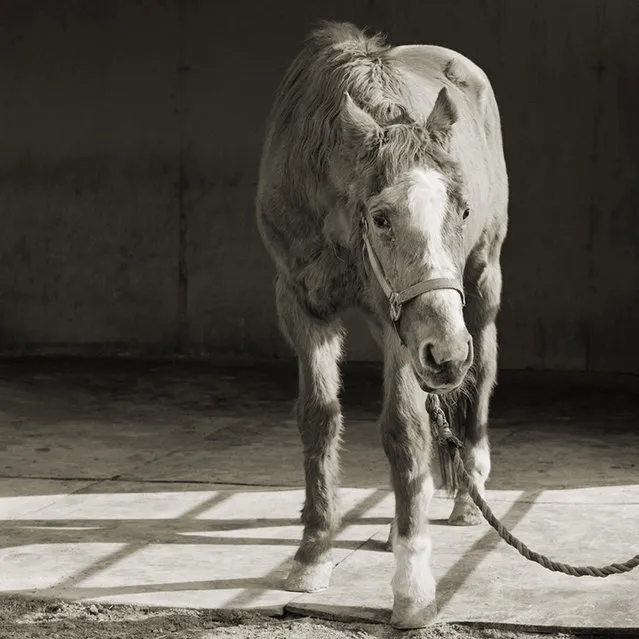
(425, 87, 458, 148)
(341, 92, 382, 145)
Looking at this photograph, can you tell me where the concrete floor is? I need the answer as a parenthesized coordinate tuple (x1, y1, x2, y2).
(0, 359, 637, 633)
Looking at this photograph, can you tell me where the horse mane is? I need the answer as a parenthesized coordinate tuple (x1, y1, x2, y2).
(266, 21, 462, 209)
(266, 23, 411, 200)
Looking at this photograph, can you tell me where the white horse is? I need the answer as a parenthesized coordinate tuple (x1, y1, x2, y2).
(256, 21, 508, 628)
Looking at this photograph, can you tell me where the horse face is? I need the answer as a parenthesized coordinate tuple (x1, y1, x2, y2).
(341, 88, 472, 392)
(366, 166, 472, 392)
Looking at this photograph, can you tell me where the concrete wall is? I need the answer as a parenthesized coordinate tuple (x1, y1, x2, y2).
(0, 0, 638, 372)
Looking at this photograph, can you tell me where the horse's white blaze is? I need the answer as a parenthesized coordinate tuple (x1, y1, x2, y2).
(406, 167, 453, 273)
(406, 167, 465, 333)
(392, 534, 436, 603)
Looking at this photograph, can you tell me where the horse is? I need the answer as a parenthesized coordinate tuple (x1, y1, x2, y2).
(255, 21, 508, 629)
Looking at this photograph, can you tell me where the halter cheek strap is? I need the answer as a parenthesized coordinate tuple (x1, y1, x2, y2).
(361, 215, 465, 328)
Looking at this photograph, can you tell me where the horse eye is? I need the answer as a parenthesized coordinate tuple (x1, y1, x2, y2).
(462, 208, 470, 220)
(372, 213, 391, 229)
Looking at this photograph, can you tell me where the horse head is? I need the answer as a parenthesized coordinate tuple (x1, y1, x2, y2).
(341, 88, 473, 392)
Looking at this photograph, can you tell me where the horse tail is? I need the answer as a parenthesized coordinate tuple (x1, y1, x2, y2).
(436, 372, 476, 495)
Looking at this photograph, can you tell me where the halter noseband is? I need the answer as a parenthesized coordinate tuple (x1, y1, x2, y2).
(361, 215, 465, 342)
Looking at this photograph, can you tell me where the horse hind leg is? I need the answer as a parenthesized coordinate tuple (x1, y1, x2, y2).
(275, 276, 345, 592)
(449, 255, 502, 526)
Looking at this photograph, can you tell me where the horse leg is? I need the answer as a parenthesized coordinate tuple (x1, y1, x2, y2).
(449, 251, 502, 526)
(382, 330, 437, 629)
(362, 317, 399, 552)
(275, 277, 345, 592)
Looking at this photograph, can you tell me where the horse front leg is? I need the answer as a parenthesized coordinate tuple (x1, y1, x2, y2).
(275, 277, 345, 592)
(382, 330, 437, 629)
(449, 253, 502, 526)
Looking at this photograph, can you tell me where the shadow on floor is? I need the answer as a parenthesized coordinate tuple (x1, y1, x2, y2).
(0, 359, 637, 628)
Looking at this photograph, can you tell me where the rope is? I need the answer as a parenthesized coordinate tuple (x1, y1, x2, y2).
(425, 394, 639, 578)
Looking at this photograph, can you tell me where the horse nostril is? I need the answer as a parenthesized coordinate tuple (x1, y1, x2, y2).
(422, 343, 440, 371)
(422, 338, 471, 371)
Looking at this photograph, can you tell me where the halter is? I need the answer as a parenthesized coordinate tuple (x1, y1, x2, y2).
(361, 215, 465, 344)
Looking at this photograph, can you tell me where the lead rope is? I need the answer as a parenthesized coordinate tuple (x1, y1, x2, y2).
(425, 393, 639, 577)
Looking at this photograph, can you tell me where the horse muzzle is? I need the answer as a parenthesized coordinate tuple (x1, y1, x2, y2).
(413, 333, 473, 393)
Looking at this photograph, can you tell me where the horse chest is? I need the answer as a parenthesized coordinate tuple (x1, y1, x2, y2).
(293, 244, 359, 318)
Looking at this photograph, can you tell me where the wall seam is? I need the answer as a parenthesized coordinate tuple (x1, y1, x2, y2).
(176, 0, 189, 354)
(585, 1, 607, 372)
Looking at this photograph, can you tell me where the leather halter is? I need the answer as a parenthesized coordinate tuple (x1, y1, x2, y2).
(361, 215, 465, 342)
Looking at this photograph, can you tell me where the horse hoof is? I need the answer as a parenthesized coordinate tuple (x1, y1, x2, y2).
(448, 501, 483, 526)
(390, 596, 438, 629)
(284, 559, 332, 593)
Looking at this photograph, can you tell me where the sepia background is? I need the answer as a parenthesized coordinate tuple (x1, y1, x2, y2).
(1, 0, 637, 372)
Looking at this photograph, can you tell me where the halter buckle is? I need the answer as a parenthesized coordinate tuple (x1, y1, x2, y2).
(389, 292, 402, 322)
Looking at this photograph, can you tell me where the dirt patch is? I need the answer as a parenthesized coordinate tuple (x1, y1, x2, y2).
(0, 596, 610, 639)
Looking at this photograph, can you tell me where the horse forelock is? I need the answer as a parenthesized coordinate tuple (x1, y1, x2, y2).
(366, 126, 465, 209)
(268, 23, 412, 196)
